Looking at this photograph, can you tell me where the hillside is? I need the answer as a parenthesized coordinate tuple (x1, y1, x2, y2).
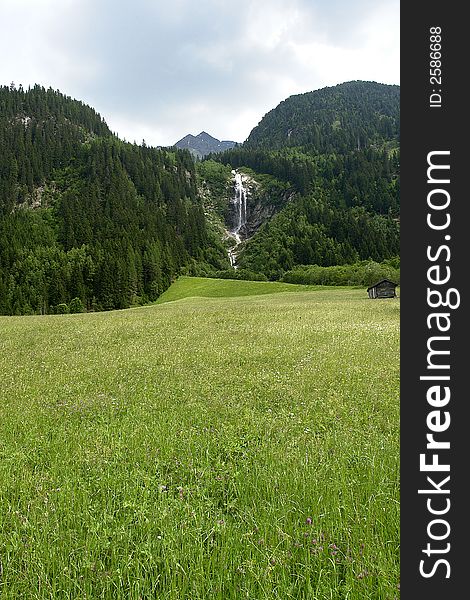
(155, 275, 318, 303)
(245, 80, 399, 152)
(0, 85, 229, 315)
(209, 81, 400, 279)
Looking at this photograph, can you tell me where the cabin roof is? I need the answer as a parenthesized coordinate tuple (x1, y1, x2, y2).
(366, 279, 398, 291)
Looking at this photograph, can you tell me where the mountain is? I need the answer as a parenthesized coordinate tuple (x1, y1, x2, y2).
(0, 80, 400, 314)
(175, 131, 237, 159)
(244, 80, 399, 152)
(206, 81, 400, 279)
(0, 84, 229, 315)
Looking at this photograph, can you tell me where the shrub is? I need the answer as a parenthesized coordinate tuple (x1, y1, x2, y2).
(281, 259, 400, 287)
(69, 297, 85, 313)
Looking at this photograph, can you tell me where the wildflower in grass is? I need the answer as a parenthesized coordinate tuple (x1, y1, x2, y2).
(357, 569, 369, 579)
(329, 543, 339, 555)
(306, 517, 312, 525)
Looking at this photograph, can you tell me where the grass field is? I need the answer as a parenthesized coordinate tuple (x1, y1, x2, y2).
(0, 278, 400, 599)
(155, 276, 330, 304)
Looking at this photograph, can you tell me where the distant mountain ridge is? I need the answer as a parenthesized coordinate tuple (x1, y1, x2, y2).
(174, 131, 237, 159)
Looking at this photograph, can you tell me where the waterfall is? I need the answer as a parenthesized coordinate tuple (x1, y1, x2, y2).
(228, 171, 248, 267)
(232, 171, 247, 239)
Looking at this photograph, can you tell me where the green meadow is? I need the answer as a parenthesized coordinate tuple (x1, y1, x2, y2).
(0, 278, 400, 599)
(155, 276, 326, 303)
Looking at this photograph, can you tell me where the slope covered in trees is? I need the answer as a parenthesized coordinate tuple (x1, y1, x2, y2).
(1, 81, 400, 312)
(209, 81, 400, 280)
(244, 80, 399, 152)
(0, 85, 228, 315)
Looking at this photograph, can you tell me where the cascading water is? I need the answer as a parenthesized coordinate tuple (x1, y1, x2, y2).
(233, 172, 247, 241)
(228, 171, 248, 267)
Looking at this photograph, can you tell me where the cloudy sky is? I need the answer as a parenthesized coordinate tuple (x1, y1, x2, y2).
(1, 0, 399, 147)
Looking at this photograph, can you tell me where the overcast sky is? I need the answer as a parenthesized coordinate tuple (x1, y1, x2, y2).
(1, 0, 399, 147)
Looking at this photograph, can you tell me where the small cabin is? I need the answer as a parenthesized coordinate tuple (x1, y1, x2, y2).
(367, 279, 398, 299)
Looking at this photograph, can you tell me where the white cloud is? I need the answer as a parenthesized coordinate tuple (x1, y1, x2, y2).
(0, 0, 399, 146)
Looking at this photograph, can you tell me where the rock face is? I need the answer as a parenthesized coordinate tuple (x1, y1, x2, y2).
(239, 200, 277, 239)
(224, 170, 294, 267)
(227, 171, 293, 241)
(174, 131, 237, 159)
(16, 184, 57, 210)
(241, 189, 295, 238)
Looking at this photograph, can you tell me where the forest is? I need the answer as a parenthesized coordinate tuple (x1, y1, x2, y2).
(0, 84, 228, 315)
(0, 81, 400, 313)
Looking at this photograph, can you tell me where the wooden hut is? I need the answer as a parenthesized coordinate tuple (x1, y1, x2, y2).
(367, 279, 398, 299)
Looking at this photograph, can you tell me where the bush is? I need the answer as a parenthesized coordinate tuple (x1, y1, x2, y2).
(281, 259, 400, 287)
(56, 303, 69, 314)
(69, 297, 85, 313)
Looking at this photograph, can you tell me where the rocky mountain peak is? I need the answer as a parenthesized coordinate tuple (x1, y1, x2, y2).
(174, 131, 237, 159)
